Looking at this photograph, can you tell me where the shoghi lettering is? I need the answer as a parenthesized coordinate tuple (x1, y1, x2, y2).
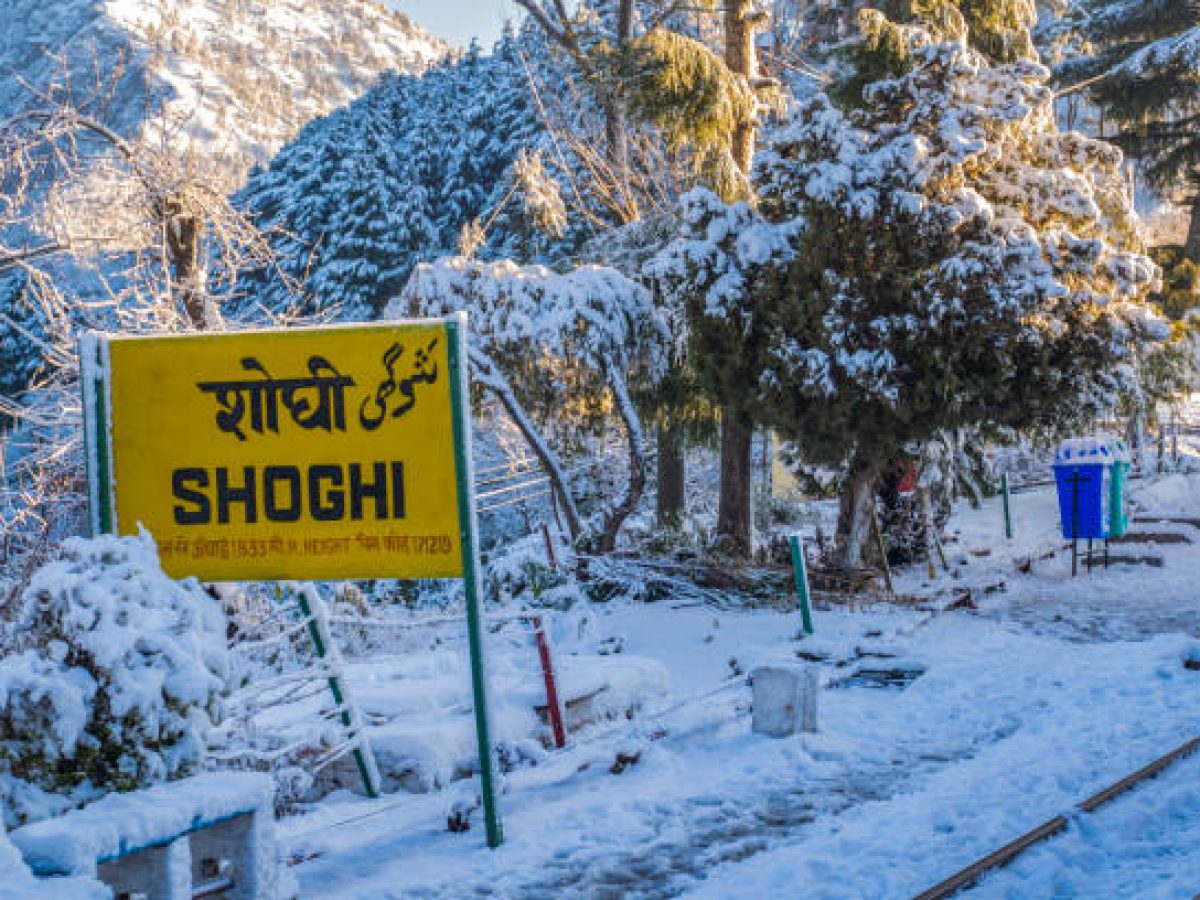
(172, 462, 405, 525)
(195, 340, 439, 441)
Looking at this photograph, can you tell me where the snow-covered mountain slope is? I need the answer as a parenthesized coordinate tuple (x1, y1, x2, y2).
(0, 0, 452, 189)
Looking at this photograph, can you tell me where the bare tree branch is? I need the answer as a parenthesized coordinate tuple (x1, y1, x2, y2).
(513, 0, 579, 56)
(0, 242, 70, 273)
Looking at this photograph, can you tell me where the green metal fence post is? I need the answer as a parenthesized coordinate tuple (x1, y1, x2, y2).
(789, 535, 814, 636)
(296, 585, 380, 799)
(1002, 472, 1013, 541)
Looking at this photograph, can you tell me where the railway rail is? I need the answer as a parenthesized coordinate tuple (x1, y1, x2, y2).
(915, 736, 1200, 899)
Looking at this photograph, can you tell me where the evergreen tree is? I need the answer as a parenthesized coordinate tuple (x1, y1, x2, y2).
(833, 0, 1038, 107)
(778, 11, 1165, 567)
(1048, 2, 1200, 271)
(654, 8, 1167, 569)
(645, 190, 793, 549)
(0, 272, 49, 414)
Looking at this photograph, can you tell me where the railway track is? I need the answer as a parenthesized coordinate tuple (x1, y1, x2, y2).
(915, 736, 1200, 899)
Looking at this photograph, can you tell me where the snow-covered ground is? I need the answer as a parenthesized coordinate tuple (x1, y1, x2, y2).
(277, 474, 1200, 898)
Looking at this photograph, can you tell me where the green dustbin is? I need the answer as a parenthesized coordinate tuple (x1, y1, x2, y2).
(1108, 439, 1130, 538)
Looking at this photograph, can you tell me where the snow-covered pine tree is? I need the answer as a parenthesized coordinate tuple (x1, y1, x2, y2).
(657, 8, 1166, 570)
(0, 274, 49, 415)
(1046, 2, 1200, 292)
(301, 119, 413, 318)
(831, 0, 1038, 108)
(505, 3, 778, 546)
(781, 10, 1167, 567)
(644, 189, 794, 551)
(620, 1, 773, 553)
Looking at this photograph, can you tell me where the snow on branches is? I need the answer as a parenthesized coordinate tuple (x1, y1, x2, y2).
(648, 188, 795, 333)
(644, 186, 796, 425)
(756, 28, 1165, 428)
(392, 257, 668, 550)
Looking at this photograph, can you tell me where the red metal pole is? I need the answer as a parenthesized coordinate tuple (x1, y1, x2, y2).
(550, 487, 565, 534)
(531, 616, 567, 749)
(541, 521, 558, 569)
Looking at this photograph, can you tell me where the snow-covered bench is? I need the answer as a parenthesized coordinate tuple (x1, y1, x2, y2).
(1, 801, 107, 900)
(9, 772, 291, 900)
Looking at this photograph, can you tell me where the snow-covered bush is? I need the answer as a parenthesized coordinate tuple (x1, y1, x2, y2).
(0, 533, 230, 827)
(486, 532, 584, 610)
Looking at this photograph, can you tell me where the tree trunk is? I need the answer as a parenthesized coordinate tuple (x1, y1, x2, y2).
(602, 95, 632, 215)
(834, 454, 882, 571)
(162, 197, 205, 329)
(723, 0, 756, 174)
(1185, 193, 1200, 261)
(717, 407, 754, 555)
(656, 423, 685, 528)
(600, 0, 636, 219)
(597, 366, 647, 552)
(713, 2, 759, 559)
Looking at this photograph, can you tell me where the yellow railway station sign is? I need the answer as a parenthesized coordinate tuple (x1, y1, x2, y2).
(81, 318, 471, 582)
(81, 314, 507, 848)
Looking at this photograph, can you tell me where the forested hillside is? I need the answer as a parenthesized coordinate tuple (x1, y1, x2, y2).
(0, 0, 450, 186)
(0, 0, 450, 400)
(4, 4, 1200, 897)
(231, 32, 577, 321)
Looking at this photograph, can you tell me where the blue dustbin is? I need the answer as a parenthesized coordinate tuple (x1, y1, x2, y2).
(1053, 436, 1122, 540)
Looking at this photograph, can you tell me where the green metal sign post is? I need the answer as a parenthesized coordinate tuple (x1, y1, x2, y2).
(80, 335, 114, 536)
(788, 535, 814, 636)
(447, 314, 504, 849)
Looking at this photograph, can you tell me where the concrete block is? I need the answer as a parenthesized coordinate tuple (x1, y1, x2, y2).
(97, 835, 190, 900)
(751, 665, 818, 737)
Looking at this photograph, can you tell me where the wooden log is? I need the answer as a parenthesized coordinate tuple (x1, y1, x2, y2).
(1133, 515, 1200, 527)
(1110, 531, 1191, 545)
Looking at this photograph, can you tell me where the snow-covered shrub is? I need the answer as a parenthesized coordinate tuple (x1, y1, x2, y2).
(0, 532, 230, 827)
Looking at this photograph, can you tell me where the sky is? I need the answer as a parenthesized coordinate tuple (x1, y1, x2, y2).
(389, 0, 521, 49)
